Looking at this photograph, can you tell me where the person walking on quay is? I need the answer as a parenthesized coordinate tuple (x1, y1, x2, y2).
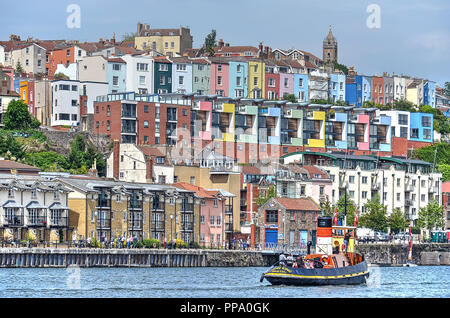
(133, 236, 138, 248)
(87, 237, 91, 248)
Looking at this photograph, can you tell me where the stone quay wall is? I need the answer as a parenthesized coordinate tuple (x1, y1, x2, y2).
(0, 245, 448, 268)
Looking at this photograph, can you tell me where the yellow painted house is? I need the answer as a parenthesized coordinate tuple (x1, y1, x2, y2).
(20, 80, 29, 104)
(134, 24, 193, 57)
(304, 110, 325, 148)
(248, 60, 265, 99)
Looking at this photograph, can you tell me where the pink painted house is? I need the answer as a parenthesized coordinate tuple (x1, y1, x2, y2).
(279, 72, 294, 99)
(210, 59, 229, 97)
(173, 182, 233, 248)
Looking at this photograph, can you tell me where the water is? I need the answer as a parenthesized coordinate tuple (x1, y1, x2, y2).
(0, 265, 448, 298)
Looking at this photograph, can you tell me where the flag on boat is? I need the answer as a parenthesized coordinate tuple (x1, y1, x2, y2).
(333, 207, 338, 226)
(408, 227, 413, 260)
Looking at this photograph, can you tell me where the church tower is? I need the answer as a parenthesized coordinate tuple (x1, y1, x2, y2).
(323, 26, 338, 64)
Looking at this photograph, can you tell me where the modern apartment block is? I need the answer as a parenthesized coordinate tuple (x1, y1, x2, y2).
(282, 151, 442, 227)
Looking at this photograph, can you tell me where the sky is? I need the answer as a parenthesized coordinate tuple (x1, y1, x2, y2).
(1, 0, 449, 86)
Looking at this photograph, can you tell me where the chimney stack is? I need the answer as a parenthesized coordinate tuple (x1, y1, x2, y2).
(113, 139, 120, 180)
(218, 38, 224, 49)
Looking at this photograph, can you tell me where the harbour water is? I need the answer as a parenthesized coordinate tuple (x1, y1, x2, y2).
(0, 265, 448, 298)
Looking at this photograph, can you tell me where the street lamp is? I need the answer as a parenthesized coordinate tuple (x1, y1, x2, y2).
(170, 214, 174, 244)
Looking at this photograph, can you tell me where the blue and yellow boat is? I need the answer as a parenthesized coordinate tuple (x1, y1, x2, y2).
(260, 217, 369, 286)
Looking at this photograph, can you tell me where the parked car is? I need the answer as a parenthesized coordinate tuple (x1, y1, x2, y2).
(394, 232, 409, 241)
(374, 231, 390, 242)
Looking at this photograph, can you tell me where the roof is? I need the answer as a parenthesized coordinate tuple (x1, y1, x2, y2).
(272, 197, 320, 211)
(215, 46, 259, 54)
(139, 28, 181, 37)
(443, 182, 450, 193)
(137, 146, 165, 158)
(172, 182, 215, 199)
(0, 160, 41, 172)
(241, 165, 262, 175)
(302, 165, 329, 179)
(107, 57, 126, 64)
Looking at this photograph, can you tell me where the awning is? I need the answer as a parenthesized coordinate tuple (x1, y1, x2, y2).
(48, 202, 69, 210)
(2, 200, 23, 208)
(26, 201, 48, 209)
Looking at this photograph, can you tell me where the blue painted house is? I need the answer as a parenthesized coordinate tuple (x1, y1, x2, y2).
(345, 82, 357, 106)
(228, 60, 248, 98)
(328, 73, 346, 103)
(424, 81, 436, 108)
(293, 73, 309, 102)
(107, 58, 127, 94)
(409, 112, 433, 142)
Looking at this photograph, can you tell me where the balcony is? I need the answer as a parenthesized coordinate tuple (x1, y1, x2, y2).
(128, 219, 143, 231)
(209, 165, 240, 174)
(95, 218, 111, 230)
(49, 216, 68, 228)
(371, 183, 380, 191)
(405, 184, 415, 192)
(3, 214, 24, 227)
(96, 199, 111, 209)
(180, 203, 194, 213)
(180, 222, 194, 232)
(225, 223, 234, 233)
(225, 205, 233, 215)
(152, 220, 165, 231)
(27, 216, 47, 227)
(405, 199, 413, 207)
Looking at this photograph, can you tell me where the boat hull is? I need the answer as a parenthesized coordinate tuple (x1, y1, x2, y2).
(263, 260, 369, 286)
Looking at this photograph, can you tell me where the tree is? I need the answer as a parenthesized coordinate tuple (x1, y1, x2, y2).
(53, 72, 70, 80)
(15, 62, 24, 74)
(392, 99, 417, 112)
(417, 200, 444, 234)
(334, 192, 357, 226)
(204, 29, 217, 57)
(3, 100, 40, 130)
(122, 32, 138, 42)
(282, 94, 297, 103)
(25, 151, 70, 171)
(389, 208, 410, 234)
(443, 82, 450, 97)
(359, 194, 389, 232)
(438, 164, 450, 182)
(256, 185, 276, 208)
(415, 142, 450, 165)
(0, 135, 26, 160)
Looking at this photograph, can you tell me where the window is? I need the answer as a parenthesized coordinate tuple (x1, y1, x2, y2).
(362, 176, 368, 184)
(113, 76, 119, 86)
(216, 216, 221, 226)
(176, 64, 186, 71)
(236, 77, 241, 86)
(300, 185, 305, 195)
(171, 42, 174, 48)
(217, 65, 222, 72)
(362, 191, 367, 199)
(217, 76, 222, 85)
(210, 215, 215, 226)
(423, 129, 431, 140)
(422, 116, 431, 127)
(137, 63, 148, 71)
(254, 65, 258, 72)
(144, 136, 148, 143)
(265, 210, 278, 223)
(349, 176, 355, 184)
(112, 64, 121, 71)
(144, 121, 149, 128)
(284, 78, 289, 88)
(72, 100, 78, 107)
(179, 76, 184, 85)
(253, 77, 258, 86)
(139, 76, 146, 85)
(299, 78, 303, 87)
(8, 188, 14, 198)
(268, 78, 275, 87)
(411, 128, 419, 139)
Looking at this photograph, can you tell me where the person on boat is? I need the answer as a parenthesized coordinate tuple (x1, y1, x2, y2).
(321, 254, 329, 266)
(286, 253, 294, 266)
(342, 231, 351, 253)
(292, 261, 298, 268)
(304, 259, 314, 269)
(333, 241, 340, 254)
(279, 253, 286, 266)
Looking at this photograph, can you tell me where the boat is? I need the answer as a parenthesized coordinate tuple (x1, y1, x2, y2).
(260, 216, 369, 286)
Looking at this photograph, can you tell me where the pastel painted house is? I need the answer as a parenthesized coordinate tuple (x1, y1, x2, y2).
(228, 60, 248, 99)
(328, 73, 346, 103)
(173, 182, 228, 248)
(191, 58, 210, 96)
(293, 73, 309, 102)
(265, 61, 280, 100)
(169, 57, 193, 94)
(209, 58, 229, 97)
(279, 72, 294, 99)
